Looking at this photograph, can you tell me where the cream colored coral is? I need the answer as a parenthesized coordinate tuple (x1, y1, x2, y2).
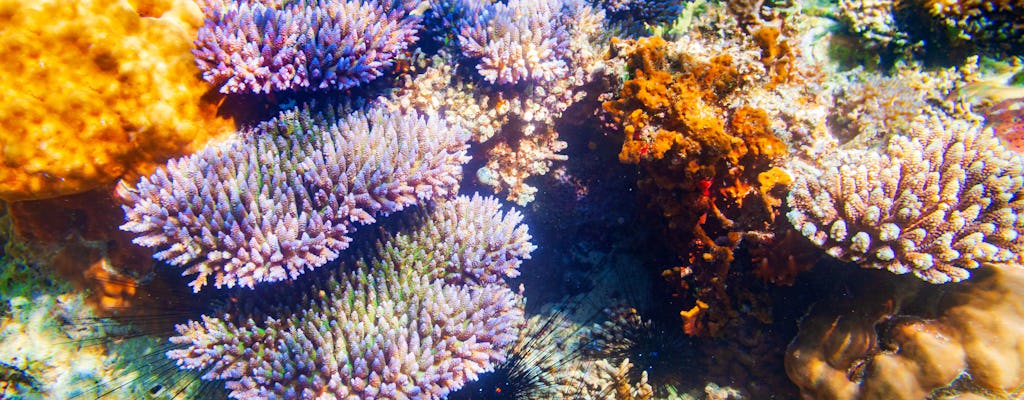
(788, 113, 1024, 283)
(383, 35, 606, 205)
(0, 0, 233, 201)
(837, 0, 908, 46)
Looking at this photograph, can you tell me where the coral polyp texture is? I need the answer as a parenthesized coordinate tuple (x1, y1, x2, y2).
(457, 0, 578, 85)
(192, 0, 422, 93)
(120, 104, 470, 291)
(786, 265, 1024, 399)
(596, 0, 682, 36)
(167, 195, 533, 399)
(0, 0, 234, 201)
(788, 113, 1024, 283)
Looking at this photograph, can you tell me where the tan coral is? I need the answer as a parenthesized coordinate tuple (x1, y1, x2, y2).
(786, 265, 1024, 399)
(788, 112, 1024, 283)
(0, 0, 233, 201)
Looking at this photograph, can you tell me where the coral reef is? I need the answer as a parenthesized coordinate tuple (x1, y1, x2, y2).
(457, 0, 575, 85)
(837, 0, 909, 48)
(0, 0, 234, 201)
(192, 0, 423, 93)
(922, 0, 1024, 45)
(786, 264, 1024, 399)
(383, 0, 612, 205)
(596, 0, 683, 37)
(787, 112, 1024, 284)
(120, 104, 469, 291)
(986, 97, 1024, 152)
(167, 195, 533, 399)
(837, 0, 1023, 56)
(0, 280, 112, 398)
(602, 30, 800, 336)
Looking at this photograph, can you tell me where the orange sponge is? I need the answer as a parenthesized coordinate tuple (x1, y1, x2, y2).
(0, 0, 233, 201)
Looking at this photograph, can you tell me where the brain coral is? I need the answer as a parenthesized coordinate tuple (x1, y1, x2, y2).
(120, 103, 470, 291)
(786, 264, 1024, 399)
(192, 0, 422, 93)
(168, 194, 533, 399)
(788, 113, 1024, 283)
(0, 0, 234, 201)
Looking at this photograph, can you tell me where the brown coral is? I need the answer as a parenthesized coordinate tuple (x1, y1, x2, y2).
(0, 0, 233, 201)
(786, 264, 1024, 399)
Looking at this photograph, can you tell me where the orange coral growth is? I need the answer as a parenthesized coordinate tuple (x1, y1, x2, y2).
(603, 36, 792, 336)
(751, 26, 795, 86)
(680, 300, 709, 336)
(757, 167, 792, 216)
(0, 0, 234, 201)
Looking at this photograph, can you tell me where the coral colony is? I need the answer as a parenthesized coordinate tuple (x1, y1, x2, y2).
(192, 0, 424, 93)
(167, 195, 533, 399)
(121, 104, 470, 291)
(5, 0, 1024, 398)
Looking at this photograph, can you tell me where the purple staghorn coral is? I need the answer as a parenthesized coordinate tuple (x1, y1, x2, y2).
(597, 0, 682, 36)
(120, 104, 470, 291)
(422, 0, 490, 44)
(193, 0, 422, 93)
(167, 194, 534, 399)
(457, 0, 588, 85)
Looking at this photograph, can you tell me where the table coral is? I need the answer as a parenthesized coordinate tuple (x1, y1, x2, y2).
(192, 0, 423, 93)
(0, 0, 234, 202)
(120, 103, 470, 291)
(168, 195, 533, 399)
(787, 112, 1024, 284)
(786, 264, 1024, 399)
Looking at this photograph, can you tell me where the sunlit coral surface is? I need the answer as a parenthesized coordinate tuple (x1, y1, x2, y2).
(0, 0, 233, 201)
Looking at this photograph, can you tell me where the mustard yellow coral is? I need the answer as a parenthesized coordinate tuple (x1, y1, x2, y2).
(0, 0, 233, 201)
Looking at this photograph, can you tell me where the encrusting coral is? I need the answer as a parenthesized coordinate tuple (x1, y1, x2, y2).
(120, 103, 470, 291)
(787, 112, 1024, 284)
(602, 33, 795, 336)
(192, 0, 423, 93)
(0, 0, 234, 201)
(786, 264, 1024, 399)
(167, 194, 534, 399)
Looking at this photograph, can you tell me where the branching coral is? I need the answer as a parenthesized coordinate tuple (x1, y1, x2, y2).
(167, 195, 533, 399)
(457, 0, 580, 85)
(0, 0, 234, 201)
(192, 0, 422, 93)
(385, 0, 611, 205)
(120, 104, 469, 291)
(923, 0, 1024, 44)
(787, 113, 1024, 284)
(596, 0, 683, 37)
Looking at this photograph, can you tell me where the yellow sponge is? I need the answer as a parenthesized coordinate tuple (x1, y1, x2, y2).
(0, 0, 233, 201)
